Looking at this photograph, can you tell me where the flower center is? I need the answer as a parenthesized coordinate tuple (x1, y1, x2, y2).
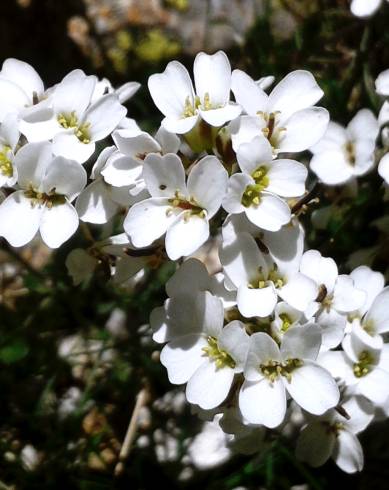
(353, 350, 374, 378)
(256, 111, 286, 149)
(260, 358, 303, 382)
(241, 166, 269, 207)
(279, 313, 292, 332)
(24, 187, 66, 208)
(167, 191, 206, 220)
(248, 266, 285, 290)
(202, 336, 236, 369)
(344, 141, 356, 166)
(57, 111, 91, 144)
(0, 146, 13, 177)
(322, 421, 345, 436)
(182, 92, 221, 118)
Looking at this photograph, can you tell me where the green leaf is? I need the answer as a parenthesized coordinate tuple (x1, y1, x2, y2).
(0, 339, 29, 364)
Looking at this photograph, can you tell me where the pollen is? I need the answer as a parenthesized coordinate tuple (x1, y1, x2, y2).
(0, 146, 13, 177)
(260, 358, 303, 382)
(353, 350, 374, 378)
(202, 336, 236, 369)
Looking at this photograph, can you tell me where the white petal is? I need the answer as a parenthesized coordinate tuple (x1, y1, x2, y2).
(279, 107, 330, 152)
(160, 334, 207, 384)
(231, 69, 268, 116)
(353, 139, 376, 176)
(148, 61, 194, 119)
(42, 156, 87, 201)
(187, 155, 228, 217)
(0, 79, 30, 122)
(245, 332, 282, 382)
(376, 68, 389, 96)
(166, 258, 211, 297)
(53, 132, 95, 164)
(300, 249, 338, 292)
(1, 58, 44, 98)
(101, 154, 142, 187)
(365, 287, 389, 334)
(194, 51, 231, 107)
(262, 220, 305, 271)
(53, 70, 96, 117)
(40, 201, 79, 248)
(0, 113, 20, 150)
(310, 121, 347, 154)
(285, 361, 339, 414)
(19, 103, 59, 142)
(154, 126, 180, 154)
(14, 141, 53, 189)
(84, 94, 126, 141)
(316, 309, 347, 350)
(347, 108, 379, 141)
(351, 0, 381, 17)
(378, 153, 389, 184)
(278, 273, 318, 312)
(161, 114, 199, 135)
(333, 431, 363, 473)
(222, 173, 252, 215)
(116, 81, 140, 103)
(281, 324, 321, 361)
(220, 231, 267, 287)
(333, 275, 366, 313)
(186, 361, 235, 409)
(199, 104, 241, 127)
(123, 197, 174, 248)
(143, 152, 187, 198)
(165, 213, 209, 260)
(317, 351, 355, 383)
(245, 192, 291, 231)
(358, 368, 389, 404)
(239, 378, 286, 427)
(310, 149, 353, 185)
(266, 159, 307, 197)
(0, 191, 42, 246)
(269, 70, 324, 122)
(76, 180, 118, 224)
(296, 423, 335, 467)
(164, 291, 224, 341)
(343, 396, 375, 434)
(218, 321, 250, 369)
(236, 136, 273, 175)
(237, 284, 277, 318)
(230, 115, 266, 151)
(350, 265, 384, 316)
(112, 128, 159, 155)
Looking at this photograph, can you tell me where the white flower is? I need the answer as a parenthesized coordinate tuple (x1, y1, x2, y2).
(0, 58, 45, 122)
(378, 153, 389, 184)
(296, 396, 374, 473)
(159, 291, 250, 409)
(91, 77, 140, 104)
(239, 326, 339, 428)
(220, 232, 317, 317)
(351, 0, 387, 17)
(376, 68, 389, 96)
(21, 70, 127, 163)
(319, 332, 389, 404)
(123, 153, 228, 260)
(76, 146, 135, 224)
(148, 51, 241, 134)
(223, 136, 306, 231)
(300, 250, 366, 349)
(0, 142, 86, 248)
(0, 113, 20, 188)
(230, 69, 329, 153)
(101, 125, 180, 195)
(310, 109, 379, 185)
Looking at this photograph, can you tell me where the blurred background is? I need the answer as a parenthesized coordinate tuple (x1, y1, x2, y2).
(0, 0, 389, 488)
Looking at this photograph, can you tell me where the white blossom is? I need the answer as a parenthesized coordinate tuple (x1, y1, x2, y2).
(148, 51, 241, 134)
(124, 153, 228, 260)
(239, 326, 339, 427)
(0, 142, 86, 247)
(310, 109, 379, 185)
(230, 69, 329, 153)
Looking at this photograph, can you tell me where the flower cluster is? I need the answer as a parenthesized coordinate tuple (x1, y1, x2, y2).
(1, 52, 388, 475)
